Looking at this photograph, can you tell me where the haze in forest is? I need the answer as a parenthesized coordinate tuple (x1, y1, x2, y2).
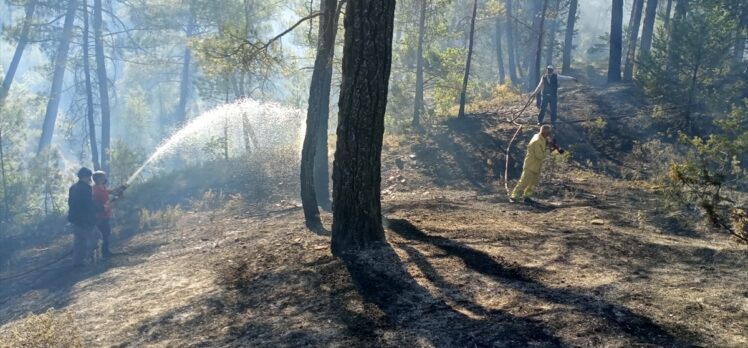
(1, 0, 746, 346)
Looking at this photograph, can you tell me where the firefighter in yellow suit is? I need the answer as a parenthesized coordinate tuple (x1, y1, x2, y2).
(511, 125, 557, 203)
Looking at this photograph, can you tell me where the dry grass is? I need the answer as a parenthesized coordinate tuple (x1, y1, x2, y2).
(138, 205, 182, 231)
(2, 309, 84, 348)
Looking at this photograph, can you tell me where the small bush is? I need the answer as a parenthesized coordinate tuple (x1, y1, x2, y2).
(189, 189, 224, 211)
(139, 205, 182, 230)
(2, 309, 84, 348)
(664, 103, 748, 241)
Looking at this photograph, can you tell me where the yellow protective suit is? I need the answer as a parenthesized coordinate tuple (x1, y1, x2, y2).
(511, 133, 548, 199)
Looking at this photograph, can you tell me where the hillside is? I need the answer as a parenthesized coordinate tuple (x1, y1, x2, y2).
(1, 85, 747, 347)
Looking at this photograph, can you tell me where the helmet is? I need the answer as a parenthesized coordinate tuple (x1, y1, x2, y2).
(546, 65, 555, 70)
(92, 170, 108, 184)
(77, 167, 93, 178)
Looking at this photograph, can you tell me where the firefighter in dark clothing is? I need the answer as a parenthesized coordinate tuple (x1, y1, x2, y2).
(533, 65, 578, 126)
(68, 167, 97, 266)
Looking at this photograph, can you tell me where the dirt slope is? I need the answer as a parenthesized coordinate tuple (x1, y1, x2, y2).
(1, 85, 747, 347)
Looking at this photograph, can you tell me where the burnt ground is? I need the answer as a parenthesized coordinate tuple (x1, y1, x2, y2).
(1, 84, 747, 347)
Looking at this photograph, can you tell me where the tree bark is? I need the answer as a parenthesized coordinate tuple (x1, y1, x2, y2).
(0, 129, 8, 223)
(639, 0, 658, 57)
(413, 0, 427, 127)
(495, 16, 506, 85)
(0, 1, 36, 108)
(504, 0, 519, 84)
(176, 8, 196, 126)
(624, 0, 644, 81)
(562, 0, 578, 74)
(82, 0, 100, 170)
(734, 3, 747, 63)
(544, 0, 560, 66)
(530, 0, 549, 91)
(301, 0, 338, 228)
(458, 0, 478, 118)
(674, 0, 688, 19)
(663, 0, 673, 32)
(314, 0, 344, 211)
(38, 0, 78, 153)
(608, 0, 624, 83)
(331, 0, 395, 256)
(94, 0, 111, 172)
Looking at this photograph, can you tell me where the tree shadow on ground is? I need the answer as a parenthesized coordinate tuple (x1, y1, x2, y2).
(0, 240, 163, 327)
(385, 218, 693, 347)
(341, 243, 562, 347)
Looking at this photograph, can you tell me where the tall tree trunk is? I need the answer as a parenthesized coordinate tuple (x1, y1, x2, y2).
(82, 0, 100, 170)
(0, 1, 36, 107)
(495, 17, 506, 85)
(674, 0, 688, 19)
(734, 4, 747, 63)
(93, 0, 110, 172)
(639, 0, 658, 57)
(314, 0, 344, 212)
(413, 0, 427, 127)
(544, 0, 560, 66)
(562, 0, 578, 74)
(663, 0, 673, 32)
(608, 0, 624, 83)
(504, 0, 519, 84)
(38, 0, 78, 153)
(301, 0, 338, 228)
(458, 0, 478, 119)
(176, 9, 196, 126)
(331, 0, 395, 256)
(624, 0, 644, 81)
(0, 129, 8, 223)
(530, 0, 549, 91)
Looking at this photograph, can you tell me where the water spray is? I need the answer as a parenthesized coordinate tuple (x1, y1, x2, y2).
(124, 99, 304, 186)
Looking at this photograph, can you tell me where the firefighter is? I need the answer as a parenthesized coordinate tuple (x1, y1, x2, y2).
(510, 125, 563, 203)
(533, 65, 578, 126)
(68, 167, 97, 266)
(92, 171, 126, 258)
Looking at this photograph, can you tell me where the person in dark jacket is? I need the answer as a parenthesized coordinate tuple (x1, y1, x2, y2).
(68, 167, 97, 266)
(533, 65, 578, 126)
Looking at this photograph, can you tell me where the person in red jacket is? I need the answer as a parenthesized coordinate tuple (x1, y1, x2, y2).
(92, 171, 126, 258)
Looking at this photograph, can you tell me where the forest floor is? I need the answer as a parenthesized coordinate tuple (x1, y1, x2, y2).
(1, 83, 747, 347)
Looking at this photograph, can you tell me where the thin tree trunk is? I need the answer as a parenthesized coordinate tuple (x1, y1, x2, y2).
(0, 128, 8, 223)
(505, 0, 519, 84)
(562, 0, 578, 73)
(495, 16, 506, 85)
(674, 0, 688, 19)
(458, 0, 478, 119)
(624, 0, 644, 81)
(663, 0, 673, 32)
(544, 0, 560, 66)
(176, 9, 196, 125)
(38, 0, 78, 153)
(94, 0, 110, 172)
(301, 0, 338, 228)
(413, 0, 427, 127)
(639, 0, 658, 57)
(608, 0, 624, 83)
(82, 0, 100, 170)
(685, 63, 699, 133)
(331, 0, 395, 256)
(314, 0, 344, 211)
(530, 0, 549, 91)
(734, 4, 747, 63)
(0, 1, 36, 107)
